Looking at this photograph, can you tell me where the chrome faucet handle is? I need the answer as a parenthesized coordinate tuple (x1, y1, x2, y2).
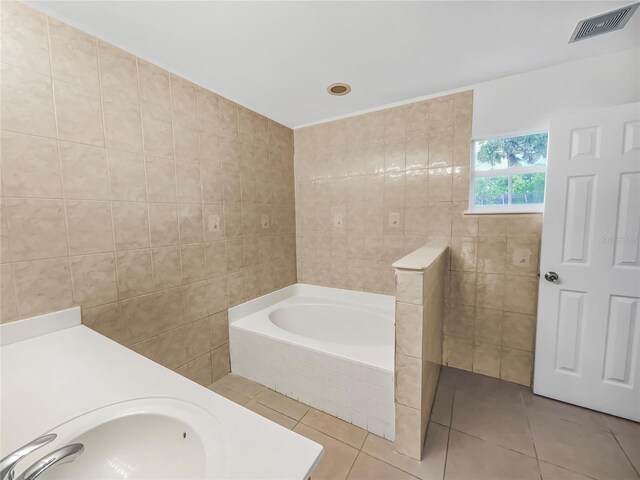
(0, 434, 57, 480)
(15, 444, 84, 480)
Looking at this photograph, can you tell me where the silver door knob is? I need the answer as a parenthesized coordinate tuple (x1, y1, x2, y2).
(544, 271, 559, 283)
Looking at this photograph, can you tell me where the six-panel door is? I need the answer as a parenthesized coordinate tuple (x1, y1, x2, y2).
(535, 102, 640, 421)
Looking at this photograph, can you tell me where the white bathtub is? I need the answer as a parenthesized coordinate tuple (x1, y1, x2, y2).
(229, 283, 396, 440)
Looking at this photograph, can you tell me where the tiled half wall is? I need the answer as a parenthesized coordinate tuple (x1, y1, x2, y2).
(0, 2, 297, 385)
(294, 91, 541, 386)
(394, 246, 447, 459)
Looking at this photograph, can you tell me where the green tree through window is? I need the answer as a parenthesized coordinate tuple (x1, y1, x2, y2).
(476, 133, 548, 168)
(472, 133, 548, 208)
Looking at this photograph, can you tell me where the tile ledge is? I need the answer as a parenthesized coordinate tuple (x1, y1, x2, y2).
(392, 246, 447, 271)
(462, 209, 544, 216)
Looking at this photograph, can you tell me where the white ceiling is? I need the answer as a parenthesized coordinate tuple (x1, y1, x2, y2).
(28, 1, 640, 128)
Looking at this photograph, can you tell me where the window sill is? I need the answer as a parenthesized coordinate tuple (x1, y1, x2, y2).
(463, 206, 544, 216)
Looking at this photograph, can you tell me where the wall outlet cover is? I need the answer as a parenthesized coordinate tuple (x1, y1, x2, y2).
(512, 248, 531, 266)
(208, 214, 220, 232)
(388, 212, 400, 227)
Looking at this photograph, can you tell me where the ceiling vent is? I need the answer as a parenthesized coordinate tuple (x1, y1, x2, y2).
(569, 2, 639, 43)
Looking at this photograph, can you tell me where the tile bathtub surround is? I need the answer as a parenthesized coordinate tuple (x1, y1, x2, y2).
(0, 2, 296, 385)
(394, 247, 447, 460)
(230, 326, 396, 440)
(294, 91, 542, 386)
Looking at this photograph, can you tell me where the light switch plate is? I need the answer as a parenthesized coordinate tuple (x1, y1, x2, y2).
(388, 212, 400, 227)
(261, 214, 270, 229)
(333, 213, 344, 227)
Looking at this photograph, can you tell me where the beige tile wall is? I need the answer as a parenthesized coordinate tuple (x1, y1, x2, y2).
(294, 91, 541, 386)
(0, 1, 296, 386)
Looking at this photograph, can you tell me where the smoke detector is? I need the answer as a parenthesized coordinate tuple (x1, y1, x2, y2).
(569, 2, 639, 43)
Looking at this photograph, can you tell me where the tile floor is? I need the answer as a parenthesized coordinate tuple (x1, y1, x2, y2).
(209, 367, 640, 480)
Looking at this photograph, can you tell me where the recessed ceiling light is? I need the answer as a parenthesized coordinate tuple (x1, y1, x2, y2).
(327, 83, 351, 96)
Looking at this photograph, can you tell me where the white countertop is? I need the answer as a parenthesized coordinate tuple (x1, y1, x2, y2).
(0, 319, 322, 479)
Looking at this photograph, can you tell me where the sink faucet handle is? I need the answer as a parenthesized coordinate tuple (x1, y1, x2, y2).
(0, 434, 57, 480)
(15, 444, 84, 480)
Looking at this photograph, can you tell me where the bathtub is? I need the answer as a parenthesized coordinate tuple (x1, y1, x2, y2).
(229, 283, 396, 440)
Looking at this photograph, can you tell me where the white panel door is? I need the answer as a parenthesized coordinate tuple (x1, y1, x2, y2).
(535, 102, 640, 421)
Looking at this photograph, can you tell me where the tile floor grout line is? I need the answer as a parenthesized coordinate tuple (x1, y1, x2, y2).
(453, 388, 603, 480)
(531, 444, 543, 479)
(446, 386, 454, 427)
(212, 380, 266, 399)
(359, 433, 368, 452)
(517, 390, 609, 480)
(609, 427, 640, 479)
(520, 391, 543, 480)
(441, 386, 455, 480)
(441, 427, 452, 480)
(431, 419, 450, 428)
(524, 411, 640, 477)
(294, 409, 368, 447)
(214, 377, 370, 448)
(214, 377, 367, 450)
(539, 461, 600, 480)
(216, 377, 374, 446)
(356, 431, 434, 480)
(254, 397, 308, 422)
(245, 386, 303, 424)
(295, 421, 366, 452)
(217, 381, 297, 413)
(521, 384, 620, 432)
(379, 456, 427, 479)
(525, 406, 614, 433)
(357, 450, 423, 480)
(344, 449, 360, 480)
(447, 426, 538, 460)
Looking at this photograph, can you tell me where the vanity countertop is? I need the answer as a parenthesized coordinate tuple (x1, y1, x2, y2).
(0, 316, 322, 479)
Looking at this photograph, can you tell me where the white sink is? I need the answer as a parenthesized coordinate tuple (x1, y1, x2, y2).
(16, 397, 229, 480)
(2, 320, 323, 479)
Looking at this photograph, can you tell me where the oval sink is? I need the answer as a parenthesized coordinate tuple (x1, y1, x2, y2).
(17, 397, 228, 480)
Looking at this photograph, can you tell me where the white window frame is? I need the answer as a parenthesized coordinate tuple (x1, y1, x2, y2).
(468, 131, 548, 215)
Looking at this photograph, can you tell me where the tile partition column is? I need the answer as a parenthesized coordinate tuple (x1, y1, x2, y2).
(393, 246, 447, 459)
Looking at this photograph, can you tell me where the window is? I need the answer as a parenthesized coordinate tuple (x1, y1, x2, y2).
(469, 132, 548, 213)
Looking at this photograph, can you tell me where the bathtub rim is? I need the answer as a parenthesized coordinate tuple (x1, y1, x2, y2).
(228, 283, 395, 323)
(229, 283, 395, 372)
